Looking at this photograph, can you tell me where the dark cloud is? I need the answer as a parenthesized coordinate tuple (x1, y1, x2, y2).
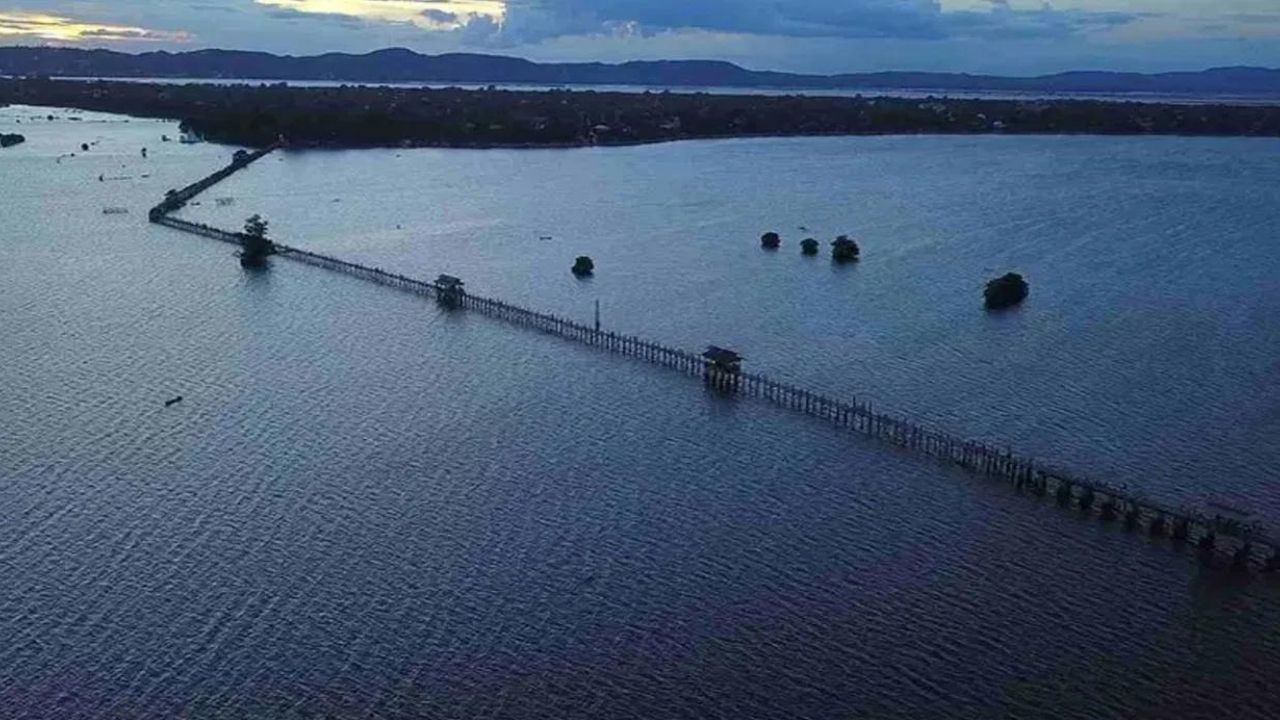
(479, 0, 1141, 44)
(5, 1, 1276, 75)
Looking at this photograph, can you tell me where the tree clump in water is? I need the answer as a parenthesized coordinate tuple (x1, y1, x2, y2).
(239, 214, 275, 268)
(760, 232, 781, 250)
(800, 238, 819, 256)
(0, 133, 24, 148)
(984, 272, 1029, 310)
(572, 256, 595, 277)
(831, 235, 860, 263)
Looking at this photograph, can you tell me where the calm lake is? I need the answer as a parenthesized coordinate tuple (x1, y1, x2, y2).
(60, 76, 1280, 105)
(3, 104, 1279, 718)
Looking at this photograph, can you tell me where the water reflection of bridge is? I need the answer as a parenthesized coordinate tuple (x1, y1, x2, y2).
(149, 148, 1278, 573)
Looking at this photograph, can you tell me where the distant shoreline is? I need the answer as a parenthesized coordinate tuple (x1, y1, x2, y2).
(24, 76, 1280, 108)
(4, 46, 1280, 99)
(4, 77, 1279, 151)
(269, 128, 1280, 152)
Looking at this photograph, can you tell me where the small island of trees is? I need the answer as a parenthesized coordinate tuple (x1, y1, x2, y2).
(238, 214, 276, 268)
(984, 272, 1029, 309)
(572, 256, 595, 277)
(831, 235, 860, 263)
(761, 232, 781, 250)
(800, 238, 819, 256)
(0, 133, 24, 148)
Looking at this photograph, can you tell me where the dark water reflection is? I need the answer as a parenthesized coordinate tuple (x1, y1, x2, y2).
(3, 108, 1279, 718)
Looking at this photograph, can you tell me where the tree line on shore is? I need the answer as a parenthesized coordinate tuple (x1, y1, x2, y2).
(4, 78, 1280, 150)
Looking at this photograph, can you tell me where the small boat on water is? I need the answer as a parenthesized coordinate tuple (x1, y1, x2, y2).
(164, 396, 183, 407)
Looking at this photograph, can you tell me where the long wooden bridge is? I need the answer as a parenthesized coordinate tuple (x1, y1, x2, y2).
(148, 142, 281, 221)
(150, 148, 1279, 572)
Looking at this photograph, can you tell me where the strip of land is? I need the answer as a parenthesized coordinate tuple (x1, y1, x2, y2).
(3, 77, 1279, 149)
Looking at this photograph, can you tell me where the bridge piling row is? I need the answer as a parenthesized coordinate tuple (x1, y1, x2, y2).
(149, 142, 281, 220)
(283, 245, 1280, 569)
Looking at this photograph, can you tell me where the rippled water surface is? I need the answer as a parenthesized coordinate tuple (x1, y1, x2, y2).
(180, 129, 1280, 517)
(3, 105, 1280, 719)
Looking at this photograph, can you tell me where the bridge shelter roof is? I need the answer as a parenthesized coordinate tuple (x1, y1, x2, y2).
(703, 346, 743, 365)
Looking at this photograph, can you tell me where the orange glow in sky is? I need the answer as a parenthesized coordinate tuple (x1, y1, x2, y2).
(0, 12, 190, 42)
(255, 0, 505, 29)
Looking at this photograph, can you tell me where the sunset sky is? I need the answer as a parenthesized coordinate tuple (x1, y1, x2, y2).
(2, 1, 1278, 74)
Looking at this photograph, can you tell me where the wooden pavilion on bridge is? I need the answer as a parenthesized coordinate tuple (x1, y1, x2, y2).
(435, 274, 466, 307)
(703, 346, 743, 390)
(703, 346, 743, 372)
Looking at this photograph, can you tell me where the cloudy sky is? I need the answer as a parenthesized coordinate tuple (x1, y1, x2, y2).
(1, 1, 1278, 74)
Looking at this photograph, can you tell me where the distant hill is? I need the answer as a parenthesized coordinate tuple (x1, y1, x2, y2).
(2, 46, 1279, 97)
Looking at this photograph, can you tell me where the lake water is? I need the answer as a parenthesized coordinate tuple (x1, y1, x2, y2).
(3, 105, 1280, 718)
(56, 76, 1280, 105)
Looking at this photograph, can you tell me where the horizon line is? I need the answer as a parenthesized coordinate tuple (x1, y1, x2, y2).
(3, 44, 1277, 79)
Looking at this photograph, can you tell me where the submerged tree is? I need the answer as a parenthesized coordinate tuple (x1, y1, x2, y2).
(760, 231, 781, 250)
(239, 214, 275, 268)
(800, 238, 819, 256)
(572, 255, 595, 277)
(984, 272, 1029, 310)
(831, 235, 860, 263)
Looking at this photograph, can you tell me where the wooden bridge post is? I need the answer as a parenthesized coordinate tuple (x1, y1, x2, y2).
(1056, 480, 1073, 506)
(1172, 517, 1191, 542)
(1233, 543, 1253, 570)
(1149, 514, 1168, 537)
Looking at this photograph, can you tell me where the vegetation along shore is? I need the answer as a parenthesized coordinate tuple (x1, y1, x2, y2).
(3, 78, 1279, 149)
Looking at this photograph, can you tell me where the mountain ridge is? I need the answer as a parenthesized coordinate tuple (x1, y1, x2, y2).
(2, 46, 1279, 96)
